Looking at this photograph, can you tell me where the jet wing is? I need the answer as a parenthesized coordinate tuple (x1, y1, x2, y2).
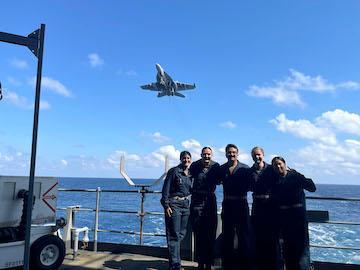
(141, 83, 160, 91)
(175, 82, 196, 91)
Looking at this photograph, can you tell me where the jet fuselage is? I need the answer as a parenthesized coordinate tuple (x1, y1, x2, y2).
(140, 64, 196, 98)
(155, 64, 177, 96)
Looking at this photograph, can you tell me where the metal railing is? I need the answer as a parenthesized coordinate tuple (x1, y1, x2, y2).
(57, 187, 164, 249)
(57, 187, 360, 253)
(306, 196, 360, 251)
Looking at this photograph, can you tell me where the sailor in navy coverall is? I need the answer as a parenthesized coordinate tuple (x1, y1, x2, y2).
(190, 147, 220, 270)
(218, 144, 252, 270)
(272, 156, 316, 270)
(161, 151, 193, 270)
(250, 147, 282, 270)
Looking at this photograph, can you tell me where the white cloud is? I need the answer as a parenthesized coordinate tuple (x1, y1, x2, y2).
(346, 139, 360, 147)
(220, 121, 237, 129)
(295, 140, 360, 176)
(3, 126, 359, 182)
(279, 69, 336, 93)
(182, 139, 201, 150)
(64, 154, 102, 171)
(336, 81, 360, 90)
(0, 147, 29, 174)
(181, 139, 202, 160)
(149, 145, 180, 166)
(269, 109, 360, 181)
(102, 146, 181, 181)
(61, 159, 68, 166)
(152, 132, 169, 143)
(247, 70, 360, 107)
(238, 152, 251, 164)
(39, 100, 51, 110)
(41, 77, 72, 97)
(3, 89, 51, 110)
(247, 85, 305, 107)
(4, 89, 29, 109)
(142, 131, 170, 143)
(107, 150, 140, 165)
(30, 154, 112, 176)
(0, 153, 14, 162)
(9, 58, 28, 69)
(108, 144, 198, 171)
(270, 113, 337, 145)
(316, 109, 360, 136)
(29, 76, 72, 97)
(88, 53, 104, 67)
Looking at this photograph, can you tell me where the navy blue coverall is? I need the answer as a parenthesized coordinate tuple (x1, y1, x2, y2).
(272, 169, 316, 270)
(251, 164, 283, 270)
(190, 159, 220, 267)
(161, 165, 193, 270)
(218, 161, 252, 270)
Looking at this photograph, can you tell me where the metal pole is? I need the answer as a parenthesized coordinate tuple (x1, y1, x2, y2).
(94, 187, 101, 252)
(139, 187, 146, 245)
(23, 24, 45, 270)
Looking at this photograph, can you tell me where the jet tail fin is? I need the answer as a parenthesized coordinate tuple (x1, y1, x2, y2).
(174, 92, 185, 98)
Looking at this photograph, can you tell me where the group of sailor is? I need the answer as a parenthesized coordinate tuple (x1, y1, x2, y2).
(161, 144, 316, 270)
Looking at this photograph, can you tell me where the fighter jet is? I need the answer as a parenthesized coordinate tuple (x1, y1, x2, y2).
(140, 64, 196, 98)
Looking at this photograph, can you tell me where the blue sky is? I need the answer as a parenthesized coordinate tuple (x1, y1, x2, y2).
(1, 1, 360, 184)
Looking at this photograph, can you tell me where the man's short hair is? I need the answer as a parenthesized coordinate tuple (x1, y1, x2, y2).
(225, 144, 238, 153)
(201, 146, 212, 154)
(251, 146, 264, 156)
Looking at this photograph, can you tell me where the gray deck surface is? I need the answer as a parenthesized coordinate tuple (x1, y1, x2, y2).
(60, 250, 198, 270)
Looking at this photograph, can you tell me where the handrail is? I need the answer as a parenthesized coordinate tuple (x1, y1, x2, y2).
(97, 229, 166, 237)
(58, 188, 360, 199)
(312, 220, 360, 226)
(57, 188, 360, 253)
(307, 196, 360, 202)
(57, 207, 164, 216)
(310, 244, 360, 251)
(58, 188, 162, 194)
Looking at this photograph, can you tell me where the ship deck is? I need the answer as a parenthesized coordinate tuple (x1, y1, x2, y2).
(60, 250, 197, 270)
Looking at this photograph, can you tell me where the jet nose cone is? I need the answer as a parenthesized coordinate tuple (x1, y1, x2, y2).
(156, 63, 163, 73)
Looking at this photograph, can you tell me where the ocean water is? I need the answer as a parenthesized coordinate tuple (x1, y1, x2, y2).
(57, 177, 360, 264)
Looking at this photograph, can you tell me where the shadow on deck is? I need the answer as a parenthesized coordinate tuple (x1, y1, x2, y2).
(60, 250, 197, 270)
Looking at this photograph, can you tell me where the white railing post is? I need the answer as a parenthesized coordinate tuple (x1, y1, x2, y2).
(94, 187, 101, 252)
(63, 205, 80, 254)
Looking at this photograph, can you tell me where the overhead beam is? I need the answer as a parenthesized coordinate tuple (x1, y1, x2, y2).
(0, 29, 40, 57)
